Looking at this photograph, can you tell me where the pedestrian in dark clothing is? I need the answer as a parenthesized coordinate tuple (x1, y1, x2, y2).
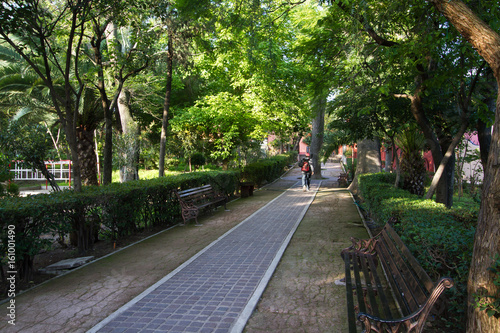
(298, 154, 314, 191)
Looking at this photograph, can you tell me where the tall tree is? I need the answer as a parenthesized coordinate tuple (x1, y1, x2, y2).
(159, 27, 174, 177)
(427, 1, 500, 331)
(0, 0, 95, 191)
(328, 0, 489, 207)
(155, 0, 208, 177)
(310, 93, 326, 179)
(90, 6, 151, 184)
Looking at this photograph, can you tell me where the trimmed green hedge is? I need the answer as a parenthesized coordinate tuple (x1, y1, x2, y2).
(0, 171, 237, 280)
(240, 152, 297, 186)
(357, 173, 478, 330)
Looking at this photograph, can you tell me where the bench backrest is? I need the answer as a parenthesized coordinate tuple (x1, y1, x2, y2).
(375, 223, 435, 317)
(177, 184, 216, 203)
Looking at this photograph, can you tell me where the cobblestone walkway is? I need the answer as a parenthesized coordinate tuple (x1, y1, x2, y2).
(88, 181, 320, 333)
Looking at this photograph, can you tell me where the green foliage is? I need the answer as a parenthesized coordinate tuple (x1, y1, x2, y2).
(396, 125, 426, 196)
(240, 152, 297, 186)
(0, 148, 15, 198)
(190, 152, 206, 167)
(0, 181, 19, 198)
(358, 172, 479, 330)
(0, 120, 57, 189)
(342, 158, 356, 181)
(171, 92, 267, 165)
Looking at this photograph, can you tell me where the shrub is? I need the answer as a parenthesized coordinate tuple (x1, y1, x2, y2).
(190, 152, 206, 168)
(240, 152, 297, 186)
(0, 170, 237, 281)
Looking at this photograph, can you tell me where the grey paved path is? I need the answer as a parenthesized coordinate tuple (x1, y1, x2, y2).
(88, 180, 321, 333)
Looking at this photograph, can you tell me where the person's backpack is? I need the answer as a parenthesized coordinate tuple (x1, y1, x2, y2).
(301, 160, 310, 172)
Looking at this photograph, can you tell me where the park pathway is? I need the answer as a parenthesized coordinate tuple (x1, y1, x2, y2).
(88, 180, 320, 333)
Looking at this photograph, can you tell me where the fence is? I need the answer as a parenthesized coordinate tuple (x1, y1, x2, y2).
(10, 160, 72, 186)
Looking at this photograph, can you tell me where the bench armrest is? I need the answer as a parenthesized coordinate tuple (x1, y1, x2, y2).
(341, 236, 378, 256)
(357, 277, 454, 333)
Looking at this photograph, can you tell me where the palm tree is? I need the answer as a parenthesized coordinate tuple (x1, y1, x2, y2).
(396, 124, 427, 196)
(0, 45, 102, 186)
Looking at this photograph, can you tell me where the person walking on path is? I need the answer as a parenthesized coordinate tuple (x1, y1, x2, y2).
(299, 153, 314, 191)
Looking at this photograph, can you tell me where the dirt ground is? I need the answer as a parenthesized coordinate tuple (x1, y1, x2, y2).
(0, 163, 370, 332)
(244, 181, 368, 333)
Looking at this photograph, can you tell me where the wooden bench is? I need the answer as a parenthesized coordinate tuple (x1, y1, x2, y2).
(338, 172, 350, 187)
(174, 184, 227, 226)
(340, 221, 454, 333)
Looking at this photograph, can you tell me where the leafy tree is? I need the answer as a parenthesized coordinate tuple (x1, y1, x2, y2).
(0, 46, 102, 185)
(0, 0, 97, 191)
(320, 0, 491, 207)
(171, 92, 265, 168)
(191, 0, 310, 158)
(0, 121, 60, 191)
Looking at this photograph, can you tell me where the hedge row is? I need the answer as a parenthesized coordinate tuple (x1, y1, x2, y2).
(0, 171, 237, 280)
(357, 173, 478, 330)
(240, 152, 298, 186)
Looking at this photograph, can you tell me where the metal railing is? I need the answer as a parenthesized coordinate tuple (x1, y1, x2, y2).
(10, 160, 72, 186)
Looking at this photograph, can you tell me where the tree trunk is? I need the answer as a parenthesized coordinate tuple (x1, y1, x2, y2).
(392, 141, 401, 188)
(348, 138, 382, 194)
(385, 146, 392, 172)
(159, 29, 174, 177)
(476, 71, 495, 168)
(118, 89, 140, 182)
(407, 87, 458, 207)
(310, 95, 326, 179)
(64, 110, 83, 192)
(34, 160, 60, 192)
(76, 126, 99, 186)
(467, 88, 500, 333)
(428, 1, 500, 331)
(92, 25, 113, 185)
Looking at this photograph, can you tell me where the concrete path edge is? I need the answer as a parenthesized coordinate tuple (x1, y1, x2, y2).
(87, 181, 319, 333)
(230, 181, 321, 333)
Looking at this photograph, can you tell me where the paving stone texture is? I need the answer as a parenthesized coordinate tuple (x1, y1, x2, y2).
(1, 161, 368, 333)
(89, 181, 318, 333)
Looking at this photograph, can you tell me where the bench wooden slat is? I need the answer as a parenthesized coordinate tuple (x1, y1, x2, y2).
(358, 253, 380, 318)
(381, 228, 433, 309)
(175, 184, 226, 225)
(352, 251, 368, 315)
(377, 232, 421, 315)
(365, 253, 395, 319)
(341, 221, 454, 333)
(385, 225, 434, 292)
(344, 252, 358, 333)
(178, 184, 212, 195)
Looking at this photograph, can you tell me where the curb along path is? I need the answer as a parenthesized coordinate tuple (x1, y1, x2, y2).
(89, 181, 320, 333)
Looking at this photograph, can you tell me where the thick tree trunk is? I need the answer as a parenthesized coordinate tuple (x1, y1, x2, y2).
(428, 1, 500, 331)
(426, 136, 457, 207)
(76, 127, 99, 186)
(310, 95, 326, 179)
(385, 147, 392, 172)
(467, 87, 500, 333)
(118, 89, 140, 182)
(64, 110, 83, 192)
(476, 72, 495, 168)
(348, 138, 382, 194)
